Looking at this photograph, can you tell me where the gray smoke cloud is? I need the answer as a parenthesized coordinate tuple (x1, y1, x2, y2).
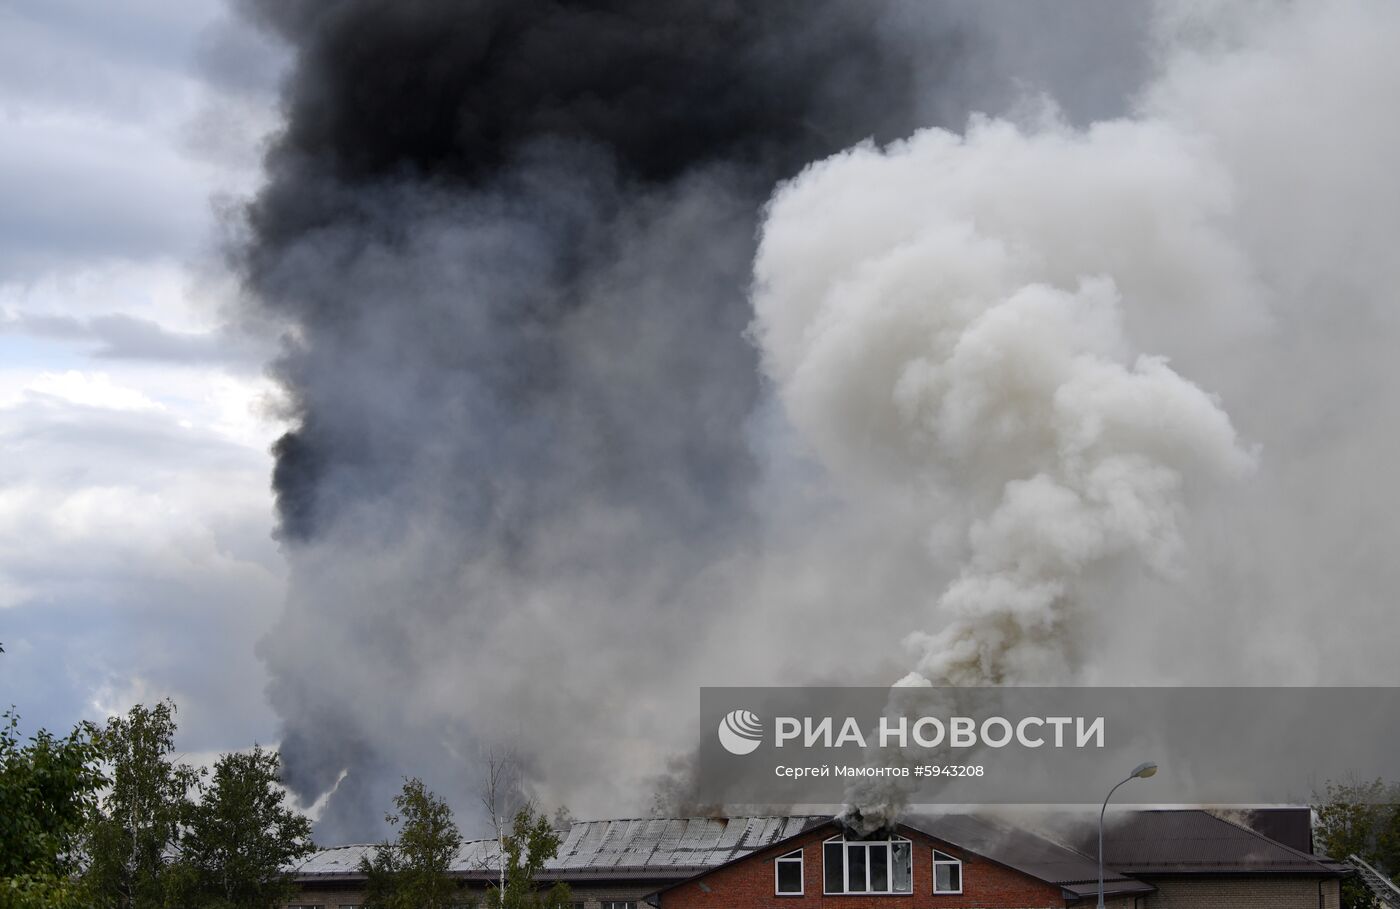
(238, 0, 1391, 842)
(746, 0, 1400, 828)
(232, 0, 995, 841)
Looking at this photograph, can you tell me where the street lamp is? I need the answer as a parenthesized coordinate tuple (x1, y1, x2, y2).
(1098, 761, 1157, 908)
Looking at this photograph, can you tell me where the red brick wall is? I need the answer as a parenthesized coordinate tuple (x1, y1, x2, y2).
(659, 826, 1066, 909)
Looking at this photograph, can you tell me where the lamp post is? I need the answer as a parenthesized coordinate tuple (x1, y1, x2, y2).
(1098, 761, 1157, 908)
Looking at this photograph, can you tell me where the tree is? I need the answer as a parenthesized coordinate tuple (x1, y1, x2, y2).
(480, 749, 524, 898)
(0, 709, 105, 909)
(361, 777, 463, 909)
(84, 701, 202, 909)
(177, 746, 315, 909)
(1315, 778, 1400, 909)
(482, 806, 571, 909)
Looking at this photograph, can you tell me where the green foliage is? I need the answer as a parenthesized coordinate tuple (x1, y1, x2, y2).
(482, 806, 571, 909)
(1314, 778, 1400, 909)
(4, 697, 315, 909)
(0, 871, 94, 909)
(177, 746, 315, 909)
(83, 701, 203, 909)
(361, 778, 464, 909)
(0, 709, 106, 909)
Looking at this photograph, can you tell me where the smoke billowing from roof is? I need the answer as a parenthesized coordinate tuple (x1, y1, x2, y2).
(748, 0, 1400, 829)
(235, 0, 1400, 842)
(234, 0, 987, 840)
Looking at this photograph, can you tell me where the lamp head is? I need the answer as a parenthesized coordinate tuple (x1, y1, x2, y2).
(1131, 761, 1158, 779)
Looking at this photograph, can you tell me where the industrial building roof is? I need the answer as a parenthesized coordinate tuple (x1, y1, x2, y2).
(295, 815, 827, 881)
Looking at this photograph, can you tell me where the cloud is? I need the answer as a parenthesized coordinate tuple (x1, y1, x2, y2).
(0, 0, 277, 283)
(2, 310, 264, 368)
(0, 374, 285, 749)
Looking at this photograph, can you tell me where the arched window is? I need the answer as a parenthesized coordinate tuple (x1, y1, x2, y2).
(932, 850, 962, 895)
(821, 835, 913, 894)
(775, 848, 804, 895)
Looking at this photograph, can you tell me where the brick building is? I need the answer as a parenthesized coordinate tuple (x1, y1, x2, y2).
(285, 810, 1345, 909)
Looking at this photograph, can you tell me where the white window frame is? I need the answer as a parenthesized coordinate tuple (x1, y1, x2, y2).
(932, 850, 963, 895)
(821, 835, 913, 895)
(774, 848, 804, 895)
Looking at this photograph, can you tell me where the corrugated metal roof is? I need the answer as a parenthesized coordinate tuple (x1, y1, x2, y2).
(294, 816, 827, 880)
(550, 816, 824, 872)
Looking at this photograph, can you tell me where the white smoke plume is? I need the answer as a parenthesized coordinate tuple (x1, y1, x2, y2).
(749, 0, 1400, 826)
(753, 120, 1256, 687)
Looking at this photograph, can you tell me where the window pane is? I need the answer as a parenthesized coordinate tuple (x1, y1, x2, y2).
(892, 842, 912, 892)
(869, 843, 889, 892)
(947, 863, 961, 892)
(778, 859, 803, 894)
(847, 844, 868, 892)
(824, 842, 845, 893)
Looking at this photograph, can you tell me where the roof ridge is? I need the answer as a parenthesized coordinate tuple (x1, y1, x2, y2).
(1204, 809, 1326, 864)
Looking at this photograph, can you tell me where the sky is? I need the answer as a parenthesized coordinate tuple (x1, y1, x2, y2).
(0, 0, 287, 755)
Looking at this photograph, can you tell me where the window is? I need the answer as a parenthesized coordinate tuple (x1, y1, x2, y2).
(600, 902, 636, 909)
(932, 850, 962, 894)
(821, 836, 913, 894)
(775, 848, 804, 895)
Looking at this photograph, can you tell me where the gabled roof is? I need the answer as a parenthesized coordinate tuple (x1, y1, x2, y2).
(1073, 809, 1343, 876)
(650, 814, 1154, 903)
(904, 812, 1147, 895)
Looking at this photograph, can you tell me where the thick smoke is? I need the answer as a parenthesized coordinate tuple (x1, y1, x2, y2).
(235, 0, 979, 839)
(753, 124, 1256, 687)
(236, 0, 1400, 841)
(749, 0, 1400, 827)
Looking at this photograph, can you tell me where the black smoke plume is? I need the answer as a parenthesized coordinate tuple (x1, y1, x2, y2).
(235, 0, 966, 840)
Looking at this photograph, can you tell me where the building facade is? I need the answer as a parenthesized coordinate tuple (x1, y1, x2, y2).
(286, 811, 1344, 909)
